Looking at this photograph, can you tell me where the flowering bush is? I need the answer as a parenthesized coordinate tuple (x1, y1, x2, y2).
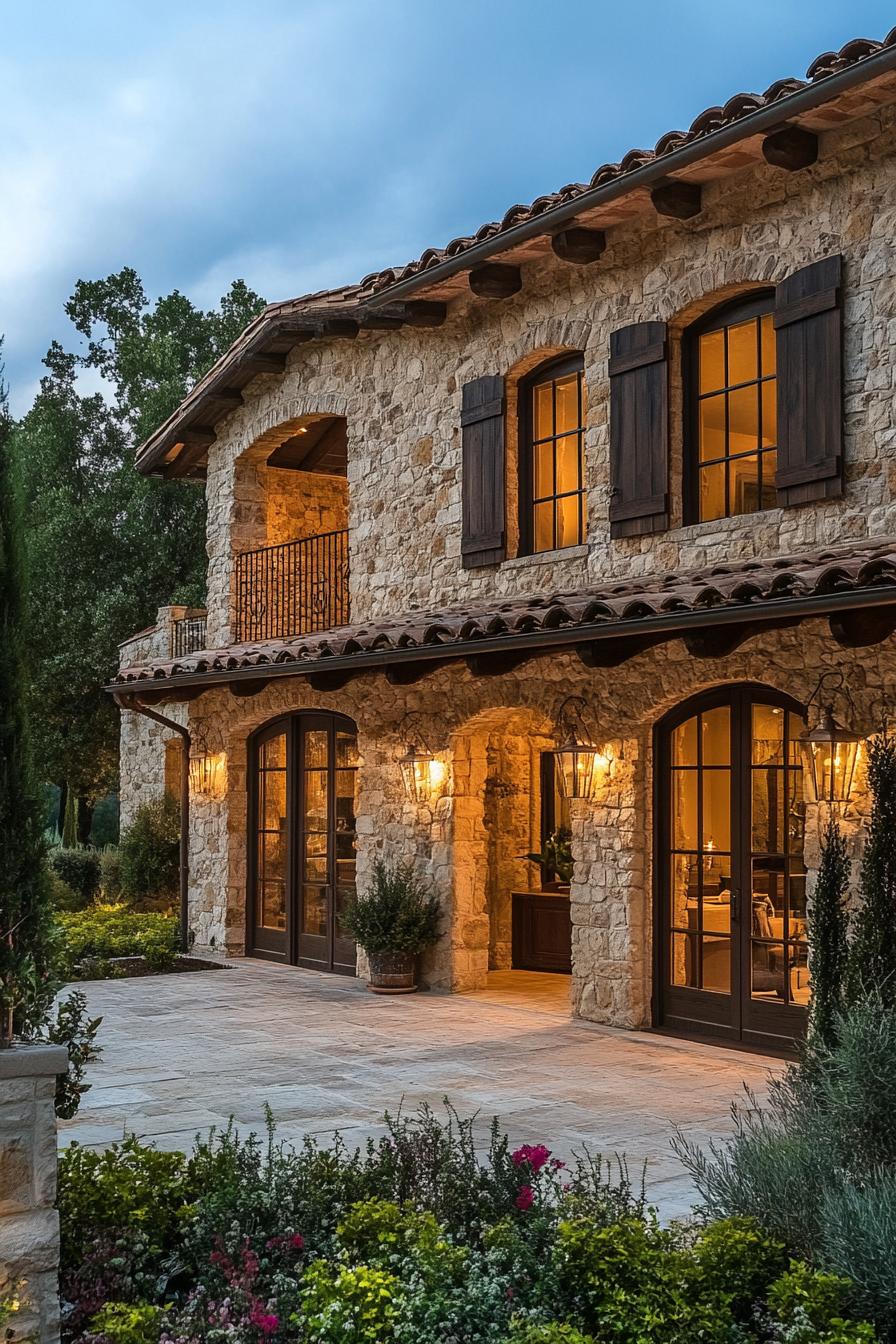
(58, 1106, 880, 1344)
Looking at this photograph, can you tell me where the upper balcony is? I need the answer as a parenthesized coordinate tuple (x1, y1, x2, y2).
(234, 528, 350, 643)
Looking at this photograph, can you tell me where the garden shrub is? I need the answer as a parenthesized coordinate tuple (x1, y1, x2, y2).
(49, 871, 84, 912)
(118, 795, 179, 905)
(46, 991, 102, 1119)
(99, 848, 124, 903)
(51, 847, 102, 907)
(82, 1301, 163, 1344)
(300, 1261, 400, 1343)
(58, 905, 179, 977)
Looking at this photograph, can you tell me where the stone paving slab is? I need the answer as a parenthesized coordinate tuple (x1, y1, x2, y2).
(58, 961, 778, 1219)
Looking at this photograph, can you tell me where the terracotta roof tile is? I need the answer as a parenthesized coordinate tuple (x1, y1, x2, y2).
(111, 540, 896, 693)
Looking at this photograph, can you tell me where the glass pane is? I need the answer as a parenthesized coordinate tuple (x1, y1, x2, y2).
(669, 854, 693, 928)
(753, 704, 785, 765)
(702, 707, 730, 766)
(752, 941, 785, 999)
(672, 770, 698, 849)
(761, 378, 776, 446)
(556, 433, 581, 496)
(727, 317, 758, 385)
(788, 712, 806, 765)
(753, 869, 785, 935)
(728, 454, 760, 516)
(304, 770, 328, 830)
(335, 771, 358, 832)
(262, 734, 286, 770)
(302, 885, 327, 937)
(672, 931, 698, 988)
(556, 493, 582, 548)
(699, 461, 726, 521)
(336, 731, 359, 769)
(305, 856, 328, 883)
(672, 715, 698, 767)
(699, 393, 726, 462)
(702, 874, 731, 931)
(534, 381, 553, 440)
(261, 832, 286, 886)
(699, 329, 725, 394)
(752, 768, 785, 853)
(534, 440, 553, 498)
(703, 770, 731, 854)
(788, 942, 810, 1005)
(261, 882, 286, 930)
(728, 385, 760, 452)
(787, 771, 805, 851)
(760, 312, 775, 376)
(555, 375, 580, 436)
(305, 729, 328, 769)
(305, 831, 327, 858)
(262, 770, 287, 831)
(533, 501, 553, 553)
(702, 936, 731, 993)
(760, 450, 777, 507)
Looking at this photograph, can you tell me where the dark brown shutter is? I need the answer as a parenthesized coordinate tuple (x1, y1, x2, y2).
(461, 374, 506, 568)
(608, 321, 669, 538)
(774, 255, 843, 506)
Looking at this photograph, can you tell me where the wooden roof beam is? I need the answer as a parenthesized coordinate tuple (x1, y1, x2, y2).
(550, 227, 606, 265)
(650, 179, 702, 219)
(762, 124, 819, 171)
(469, 263, 523, 299)
(244, 352, 287, 374)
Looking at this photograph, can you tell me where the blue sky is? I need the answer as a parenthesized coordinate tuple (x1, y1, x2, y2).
(2, 0, 893, 414)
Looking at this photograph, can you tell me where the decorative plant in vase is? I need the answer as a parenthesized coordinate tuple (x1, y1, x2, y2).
(342, 858, 441, 993)
(525, 828, 574, 889)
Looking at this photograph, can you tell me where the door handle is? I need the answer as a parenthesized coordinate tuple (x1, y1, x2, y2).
(729, 889, 740, 924)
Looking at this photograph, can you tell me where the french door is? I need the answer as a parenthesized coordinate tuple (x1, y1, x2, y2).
(248, 712, 358, 974)
(655, 684, 809, 1051)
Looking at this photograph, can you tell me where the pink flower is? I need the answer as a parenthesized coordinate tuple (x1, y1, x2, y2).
(249, 1305, 280, 1335)
(550, 1158, 566, 1171)
(511, 1143, 552, 1172)
(515, 1184, 534, 1211)
(290, 1233, 305, 1250)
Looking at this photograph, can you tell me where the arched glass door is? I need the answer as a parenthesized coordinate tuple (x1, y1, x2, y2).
(248, 712, 358, 974)
(656, 685, 809, 1050)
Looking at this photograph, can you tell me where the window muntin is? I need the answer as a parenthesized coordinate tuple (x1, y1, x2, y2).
(522, 357, 586, 553)
(690, 298, 777, 524)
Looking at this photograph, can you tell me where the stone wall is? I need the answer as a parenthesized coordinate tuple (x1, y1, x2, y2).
(0, 1044, 68, 1344)
(118, 608, 192, 828)
(191, 102, 896, 643)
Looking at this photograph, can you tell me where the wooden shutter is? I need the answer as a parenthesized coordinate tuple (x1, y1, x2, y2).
(774, 255, 843, 506)
(608, 321, 669, 538)
(461, 374, 506, 568)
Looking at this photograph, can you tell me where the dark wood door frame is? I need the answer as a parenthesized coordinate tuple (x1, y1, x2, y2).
(652, 682, 808, 1052)
(247, 710, 358, 974)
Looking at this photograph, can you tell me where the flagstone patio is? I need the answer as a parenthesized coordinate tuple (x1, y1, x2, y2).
(59, 960, 778, 1219)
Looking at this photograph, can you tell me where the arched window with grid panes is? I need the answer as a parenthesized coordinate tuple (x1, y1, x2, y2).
(684, 293, 777, 525)
(518, 354, 586, 554)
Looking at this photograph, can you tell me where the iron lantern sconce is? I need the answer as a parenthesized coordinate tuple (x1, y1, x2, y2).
(798, 672, 864, 807)
(398, 715, 448, 804)
(550, 696, 606, 803)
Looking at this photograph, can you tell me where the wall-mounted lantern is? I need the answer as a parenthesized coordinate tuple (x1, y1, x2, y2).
(189, 727, 226, 798)
(398, 715, 448, 804)
(551, 695, 607, 803)
(798, 672, 864, 807)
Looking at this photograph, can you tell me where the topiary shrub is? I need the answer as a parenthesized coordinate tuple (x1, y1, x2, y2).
(118, 795, 179, 906)
(48, 870, 82, 912)
(50, 847, 101, 907)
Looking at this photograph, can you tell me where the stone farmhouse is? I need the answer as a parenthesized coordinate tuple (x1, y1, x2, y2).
(112, 30, 896, 1051)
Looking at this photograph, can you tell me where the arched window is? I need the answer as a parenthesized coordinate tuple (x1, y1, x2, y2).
(685, 293, 777, 525)
(519, 354, 586, 554)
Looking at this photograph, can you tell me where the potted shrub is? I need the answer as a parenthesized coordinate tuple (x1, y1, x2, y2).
(343, 858, 441, 993)
(525, 827, 573, 891)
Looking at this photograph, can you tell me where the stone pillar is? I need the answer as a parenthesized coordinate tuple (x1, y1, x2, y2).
(0, 1044, 69, 1344)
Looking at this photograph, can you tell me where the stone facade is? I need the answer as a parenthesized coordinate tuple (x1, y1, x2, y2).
(119, 96, 896, 1029)
(0, 1045, 68, 1344)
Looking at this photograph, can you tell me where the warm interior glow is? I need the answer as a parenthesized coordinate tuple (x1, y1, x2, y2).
(554, 741, 609, 802)
(190, 751, 226, 798)
(400, 747, 448, 804)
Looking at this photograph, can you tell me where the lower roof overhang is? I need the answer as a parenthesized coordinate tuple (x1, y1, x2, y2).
(106, 583, 896, 707)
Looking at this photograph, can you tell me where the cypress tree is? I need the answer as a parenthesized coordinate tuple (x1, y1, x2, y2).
(847, 732, 896, 1008)
(0, 348, 58, 1045)
(807, 817, 850, 1049)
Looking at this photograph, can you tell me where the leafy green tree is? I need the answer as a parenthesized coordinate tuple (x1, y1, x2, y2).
(0, 343, 58, 1044)
(808, 817, 850, 1049)
(848, 733, 896, 1007)
(12, 273, 265, 831)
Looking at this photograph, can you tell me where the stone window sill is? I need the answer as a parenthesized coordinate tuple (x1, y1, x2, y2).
(501, 544, 589, 571)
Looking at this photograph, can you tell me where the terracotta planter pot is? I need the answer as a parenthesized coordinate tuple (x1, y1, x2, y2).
(367, 949, 418, 994)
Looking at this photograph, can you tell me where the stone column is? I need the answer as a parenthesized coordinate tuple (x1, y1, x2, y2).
(0, 1044, 69, 1344)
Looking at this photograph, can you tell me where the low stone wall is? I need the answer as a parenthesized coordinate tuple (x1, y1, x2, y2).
(0, 1044, 68, 1344)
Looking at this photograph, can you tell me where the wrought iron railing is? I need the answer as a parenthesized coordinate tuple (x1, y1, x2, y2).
(172, 614, 208, 658)
(234, 529, 350, 643)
